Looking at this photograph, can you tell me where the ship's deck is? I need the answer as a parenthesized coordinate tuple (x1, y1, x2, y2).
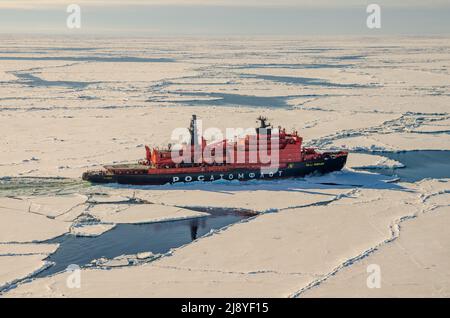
(104, 164, 149, 171)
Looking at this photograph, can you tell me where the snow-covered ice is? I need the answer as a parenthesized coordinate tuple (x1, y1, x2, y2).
(0, 36, 449, 297)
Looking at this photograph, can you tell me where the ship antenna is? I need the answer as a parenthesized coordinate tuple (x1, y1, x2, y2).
(257, 116, 271, 129)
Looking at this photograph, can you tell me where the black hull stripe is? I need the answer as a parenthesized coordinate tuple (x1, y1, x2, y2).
(84, 157, 347, 185)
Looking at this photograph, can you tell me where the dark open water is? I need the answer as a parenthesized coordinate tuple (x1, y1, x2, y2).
(355, 150, 450, 182)
(36, 208, 254, 277)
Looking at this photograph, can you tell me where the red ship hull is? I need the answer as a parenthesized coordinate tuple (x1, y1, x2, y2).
(82, 152, 348, 185)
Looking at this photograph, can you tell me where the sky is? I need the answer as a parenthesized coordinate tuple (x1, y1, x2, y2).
(0, 0, 449, 35)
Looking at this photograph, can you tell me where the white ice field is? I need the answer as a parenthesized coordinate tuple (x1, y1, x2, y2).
(0, 36, 449, 297)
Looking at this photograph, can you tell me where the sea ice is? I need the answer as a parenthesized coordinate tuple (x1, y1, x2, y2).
(1, 35, 449, 297)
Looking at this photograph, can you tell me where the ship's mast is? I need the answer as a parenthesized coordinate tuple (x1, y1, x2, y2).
(256, 116, 272, 135)
(188, 114, 203, 164)
(189, 114, 199, 147)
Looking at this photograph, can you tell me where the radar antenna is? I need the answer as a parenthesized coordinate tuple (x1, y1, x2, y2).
(257, 116, 271, 129)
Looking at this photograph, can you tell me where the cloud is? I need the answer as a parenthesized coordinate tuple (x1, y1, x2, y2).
(1, 0, 449, 10)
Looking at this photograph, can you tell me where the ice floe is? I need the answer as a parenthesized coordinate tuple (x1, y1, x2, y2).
(1, 36, 449, 297)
